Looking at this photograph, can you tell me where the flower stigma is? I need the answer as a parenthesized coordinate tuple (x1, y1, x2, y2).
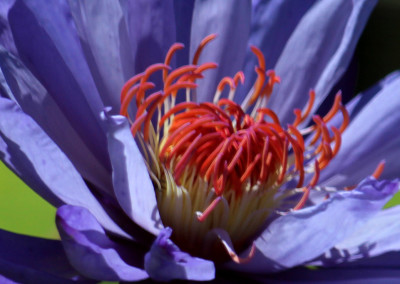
(120, 34, 352, 263)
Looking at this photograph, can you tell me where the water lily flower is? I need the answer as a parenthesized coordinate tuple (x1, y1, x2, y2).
(0, 0, 400, 283)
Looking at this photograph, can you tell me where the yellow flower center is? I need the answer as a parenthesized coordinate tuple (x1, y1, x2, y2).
(119, 35, 350, 263)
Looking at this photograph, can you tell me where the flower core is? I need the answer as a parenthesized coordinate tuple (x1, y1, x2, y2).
(120, 35, 349, 262)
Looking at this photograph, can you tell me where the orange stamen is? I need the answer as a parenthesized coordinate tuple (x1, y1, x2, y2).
(196, 196, 222, 222)
(309, 160, 320, 187)
(331, 126, 341, 157)
(163, 43, 185, 82)
(323, 91, 342, 123)
(121, 72, 144, 102)
(250, 46, 266, 70)
(192, 34, 217, 65)
(173, 134, 203, 182)
(339, 105, 350, 133)
(293, 186, 310, 210)
(372, 160, 385, 179)
(224, 242, 256, 264)
(278, 138, 288, 184)
(234, 71, 245, 86)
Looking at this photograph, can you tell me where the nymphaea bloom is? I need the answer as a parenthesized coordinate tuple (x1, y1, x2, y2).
(1, 0, 400, 283)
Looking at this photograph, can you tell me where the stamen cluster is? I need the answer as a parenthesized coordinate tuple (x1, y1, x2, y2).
(119, 34, 350, 262)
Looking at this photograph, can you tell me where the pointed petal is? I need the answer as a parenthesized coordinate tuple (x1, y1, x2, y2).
(8, 0, 109, 166)
(0, 228, 91, 283)
(0, 98, 127, 238)
(258, 265, 400, 284)
(68, 0, 134, 113)
(237, 0, 315, 102)
(320, 71, 400, 186)
(0, 0, 17, 54)
(268, 0, 377, 124)
(145, 227, 215, 282)
(57, 205, 149, 282)
(190, 0, 251, 102)
(102, 111, 162, 235)
(0, 46, 111, 193)
(120, 0, 176, 75)
(173, 0, 195, 67)
(226, 178, 398, 273)
(311, 205, 400, 266)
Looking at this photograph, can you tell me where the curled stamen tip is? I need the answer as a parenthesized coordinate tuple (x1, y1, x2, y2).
(195, 211, 205, 222)
(196, 196, 222, 222)
(372, 160, 386, 179)
(225, 242, 256, 264)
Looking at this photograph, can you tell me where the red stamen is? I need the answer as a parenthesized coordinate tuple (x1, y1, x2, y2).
(278, 138, 288, 184)
(234, 71, 245, 86)
(309, 160, 320, 187)
(196, 196, 222, 222)
(240, 153, 261, 183)
(331, 126, 341, 157)
(192, 34, 217, 65)
(250, 46, 266, 70)
(130, 113, 147, 137)
(217, 77, 236, 92)
(143, 93, 164, 141)
(173, 134, 203, 182)
(339, 105, 350, 133)
(120, 83, 143, 116)
(164, 43, 185, 82)
(293, 186, 310, 210)
(260, 70, 280, 99)
(372, 160, 385, 179)
(121, 72, 144, 102)
(323, 91, 342, 123)
(301, 90, 316, 122)
(288, 125, 305, 152)
(225, 242, 256, 264)
(249, 67, 266, 105)
(164, 82, 197, 98)
(159, 102, 197, 128)
(194, 62, 218, 74)
(259, 137, 270, 181)
(257, 108, 281, 126)
(165, 65, 197, 89)
(136, 91, 163, 118)
(293, 109, 302, 127)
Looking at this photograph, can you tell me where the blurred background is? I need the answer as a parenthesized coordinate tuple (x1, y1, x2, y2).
(0, 0, 400, 244)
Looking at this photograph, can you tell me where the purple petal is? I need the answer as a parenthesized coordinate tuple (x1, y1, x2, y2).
(0, 228, 91, 283)
(0, 0, 17, 54)
(68, 0, 134, 113)
(268, 0, 377, 124)
(237, 0, 315, 102)
(259, 266, 400, 284)
(226, 177, 398, 273)
(120, 0, 176, 75)
(311, 205, 400, 267)
(102, 111, 162, 236)
(145, 227, 215, 282)
(320, 71, 400, 186)
(0, 275, 17, 284)
(57, 205, 149, 282)
(8, 0, 110, 167)
(0, 98, 127, 238)
(0, 46, 111, 194)
(173, 0, 195, 67)
(190, 0, 251, 102)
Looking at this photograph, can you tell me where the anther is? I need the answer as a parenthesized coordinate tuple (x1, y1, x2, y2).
(192, 34, 217, 65)
(196, 196, 222, 222)
(372, 160, 385, 179)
